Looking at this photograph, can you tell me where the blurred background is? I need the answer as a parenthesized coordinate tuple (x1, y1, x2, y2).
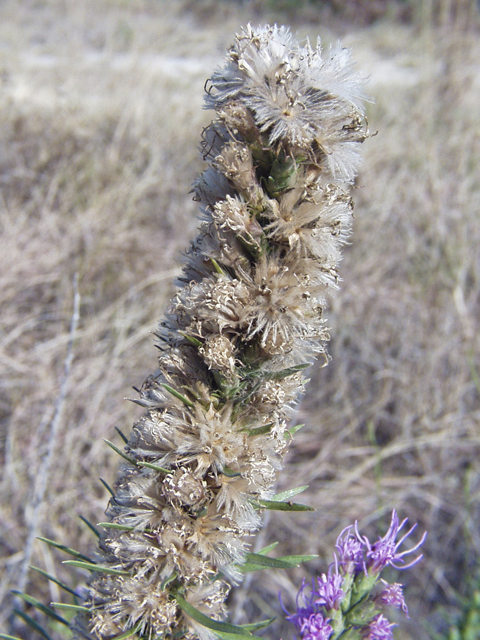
(1, 1, 479, 638)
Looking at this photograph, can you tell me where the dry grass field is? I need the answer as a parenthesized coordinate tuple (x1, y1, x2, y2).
(1, 1, 479, 639)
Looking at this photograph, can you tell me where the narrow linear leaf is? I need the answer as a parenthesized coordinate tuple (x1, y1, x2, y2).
(97, 522, 135, 532)
(104, 439, 137, 465)
(210, 257, 226, 276)
(0, 634, 23, 640)
(137, 461, 172, 474)
(115, 426, 129, 444)
(271, 485, 309, 502)
(51, 603, 89, 613)
(213, 632, 258, 640)
(174, 594, 252, 636)
(285, 423, 305, 439)
(222, 466, 241, 478)
(179, 332, 203, 347)
(112, 624, 142, 640)
(160, 571, 178, 591)
(243, 553, 297, 569)
(257, 499, 314, 512)
(279, 554, 318, 565)
(257, 542, 279, 556)
(13, 609, 52, 640)
(266, 363, 310, 380)
(63, 560, 129, 576)
(100, 477, 115, 496)
(29, 566, 78, 597)
(37, 537, 94, 563)
(162, 384, 194, 407)
(79, 515, 101, 538)
(10, 593, 68, 626)
(240, 618, 275, 632)
(244, 423, 273, 437)
(238, 563, 269, 574)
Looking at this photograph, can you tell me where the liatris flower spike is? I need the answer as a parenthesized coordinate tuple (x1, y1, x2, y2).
(12, 25, 368, 640)
(282, 511, 427, 640)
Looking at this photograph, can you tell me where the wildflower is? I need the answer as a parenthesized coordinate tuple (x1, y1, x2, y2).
(363, 614, 397, 640)
(358, 509, 427, 573)
(335, 524, 365, 573)
(283, 513, 425, 640)
(298, 612, 334, 640)
(378, 581, 409, 617)
(313, 569, 344, 611)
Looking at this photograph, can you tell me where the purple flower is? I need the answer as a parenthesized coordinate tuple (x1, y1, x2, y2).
(281, 579, 316, 630)
(281, 580, 333, 640)
(313, 569, 344, 611)
(378, 580, 409, 617)
(363, 614, 397, 640)
(335, 524, 365, 573)
(357, 510, 427, 573)
(297, 612, 333, 640)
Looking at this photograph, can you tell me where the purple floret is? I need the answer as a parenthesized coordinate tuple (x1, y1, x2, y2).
(313, 569, 344, 611)
(357, 510, 427, 573)
(363, 613, 397, 640)
(335, 524, 365, 573)
(378, 580, 409, 617)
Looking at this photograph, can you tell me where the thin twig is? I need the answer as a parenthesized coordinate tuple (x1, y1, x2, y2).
(11, 275, 80, 621)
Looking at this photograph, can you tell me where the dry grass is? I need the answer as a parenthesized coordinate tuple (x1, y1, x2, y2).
(1, 1, 479, 639)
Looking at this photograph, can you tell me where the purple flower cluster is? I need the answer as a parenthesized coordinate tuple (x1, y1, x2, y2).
(281, 578, 336, 640)
(336, 510, 426, 576)
(282, 511, 426, 640)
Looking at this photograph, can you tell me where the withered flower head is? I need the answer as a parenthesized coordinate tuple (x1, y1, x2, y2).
(76, 24, 367, 640)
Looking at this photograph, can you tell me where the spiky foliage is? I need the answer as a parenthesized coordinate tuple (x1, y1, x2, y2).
(73, 24, 367, 640)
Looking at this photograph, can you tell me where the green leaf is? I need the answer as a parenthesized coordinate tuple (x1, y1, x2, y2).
(239, 552, 314, 573)
(210, 257, 226, 276)
(266, 363, 310, 380)
(256, 499, 314, 512)
(271, 485, 308, 502)
(240, 618, 275, 632)
(285, 423, 305, 438)
(63, 560, 129, 576)
(222, 466, 241, 478)
(104, 439, 137, 465)
(213, 633, 258, 640)
(79, 515, 101, 538)
(13, 609, 52, 640)
(162, 384, 194, 407)
(179, 332, 203, 348)
(160, 571, 177, 591)
(37, 537, 94, 563)
(174, 594, 253, 636)
(278, 554, 318, 565)
(242, 553, 297, 570)
(29, 566, 78, 597)
(244, 423, 273, 437)
(112, 624, 142, 640)
(115, 426, 129, 444)
(97, 522, 135, 532)
(257, 541, 279, 555)
(137, 461, 171, 474)
(100, 477, 115, 496)
(0, 634, 23, 640)
(11, 592, 68, 626)
(51, 603, 89, 613)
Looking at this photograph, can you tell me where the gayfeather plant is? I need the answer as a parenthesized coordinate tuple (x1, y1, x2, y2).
(68, 24, 368, 640)
(282, 511, 426, 640)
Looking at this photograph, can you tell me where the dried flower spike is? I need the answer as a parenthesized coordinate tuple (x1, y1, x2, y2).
(73, 24, 368, 640)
